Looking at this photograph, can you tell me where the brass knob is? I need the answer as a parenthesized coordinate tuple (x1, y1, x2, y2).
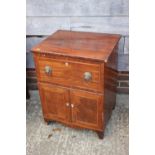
(66, 103, 69, 107)
(83, 72, 92, 81)
(65, 62, 69, 66)
(44, 66, 52, 75)
(71, 104, 74, 108)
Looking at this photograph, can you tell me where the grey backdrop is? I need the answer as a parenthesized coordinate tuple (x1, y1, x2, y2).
(26, 0, 129, 71)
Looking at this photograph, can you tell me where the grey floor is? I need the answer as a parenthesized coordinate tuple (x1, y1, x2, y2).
(27, 91, 129, 155)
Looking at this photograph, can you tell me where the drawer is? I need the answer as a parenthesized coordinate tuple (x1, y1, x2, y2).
(35, 55, 103, 91)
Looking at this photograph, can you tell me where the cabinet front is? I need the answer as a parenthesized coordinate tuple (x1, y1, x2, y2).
(70, 89, 103, 130)
(34, 54, 103, 92)
(38, 83, 70, 123)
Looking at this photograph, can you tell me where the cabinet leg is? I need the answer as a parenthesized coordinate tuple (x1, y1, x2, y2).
(44, 118, 50, 125)
(96, 131, 104, 139)
(112, 102, 116, 110)
(44, 118, 55, 125)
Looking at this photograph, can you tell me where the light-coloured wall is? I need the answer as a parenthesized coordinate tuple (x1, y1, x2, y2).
(26, 0, 129, 71)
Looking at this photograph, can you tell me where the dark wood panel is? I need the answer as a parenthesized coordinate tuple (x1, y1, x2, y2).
(104, 65, 117, 127)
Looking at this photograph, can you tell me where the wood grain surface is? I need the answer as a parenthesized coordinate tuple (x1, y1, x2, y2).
(32, 30, 121, 62)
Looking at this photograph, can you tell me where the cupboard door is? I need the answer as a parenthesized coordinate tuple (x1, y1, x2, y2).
(38, 83, 70, 123)
(70, 90, 103, 130)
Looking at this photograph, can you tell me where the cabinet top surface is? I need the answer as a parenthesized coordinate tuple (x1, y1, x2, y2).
(32, 30, 121, 61)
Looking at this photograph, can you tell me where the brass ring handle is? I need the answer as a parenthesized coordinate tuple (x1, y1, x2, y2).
(44, 66, 52, 75)
(83, 72, 92, 81)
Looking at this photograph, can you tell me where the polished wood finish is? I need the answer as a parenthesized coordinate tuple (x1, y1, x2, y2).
(32, 30, 121, 139)
(26, 68, 129, 94)
(70, 89, 103, 130)
(38, 82, 70, 123)
(34, 54, 102, 92)
(32, 30, 121, 62)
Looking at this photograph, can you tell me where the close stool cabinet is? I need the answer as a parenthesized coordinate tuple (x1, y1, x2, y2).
(32, 30, 121, 139)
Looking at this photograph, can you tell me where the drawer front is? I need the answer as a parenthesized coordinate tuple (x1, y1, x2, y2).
(35, 55, 103, 91)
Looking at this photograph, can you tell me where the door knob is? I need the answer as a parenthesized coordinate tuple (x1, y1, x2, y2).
(66, 103, 69, 107)
(65, 62, 69, 66)
(71, 104, 74, 108)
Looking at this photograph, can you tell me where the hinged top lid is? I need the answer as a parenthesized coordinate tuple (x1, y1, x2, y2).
(31, 30, 121, 62)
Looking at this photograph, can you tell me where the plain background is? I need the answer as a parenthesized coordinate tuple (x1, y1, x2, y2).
(0, 0, 155, 155)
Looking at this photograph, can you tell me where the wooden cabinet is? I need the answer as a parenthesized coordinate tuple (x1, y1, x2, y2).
(32, 30, 121, 139)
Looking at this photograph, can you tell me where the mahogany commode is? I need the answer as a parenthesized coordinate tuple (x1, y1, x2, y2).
(31, 30, 121, 139)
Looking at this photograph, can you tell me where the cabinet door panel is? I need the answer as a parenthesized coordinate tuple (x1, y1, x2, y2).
(70, 90, 103, 130)
(38, 83, 70, 122)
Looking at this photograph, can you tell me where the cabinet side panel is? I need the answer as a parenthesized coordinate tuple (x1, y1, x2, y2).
(32, 53, 41, 81)
(104, 62, 117, 127)
(105, 45, 118, 71)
